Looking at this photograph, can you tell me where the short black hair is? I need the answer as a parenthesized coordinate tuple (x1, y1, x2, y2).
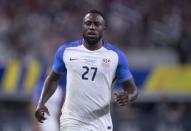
(86, 9, 105, 20)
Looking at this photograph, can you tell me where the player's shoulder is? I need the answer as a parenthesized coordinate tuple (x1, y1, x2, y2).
(104, 41, 125, 56)
(55, 40, 81, 54)
(58, 40, 81, 50)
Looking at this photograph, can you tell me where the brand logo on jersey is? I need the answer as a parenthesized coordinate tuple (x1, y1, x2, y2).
(102, 58, 111, 68)
(69, 58, 78, 61)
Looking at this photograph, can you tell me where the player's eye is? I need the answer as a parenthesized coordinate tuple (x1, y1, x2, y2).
(85, 21, 91, 26)
(94, 22, 101, 26)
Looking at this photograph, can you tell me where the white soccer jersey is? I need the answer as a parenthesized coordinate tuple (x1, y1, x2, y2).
(52, 40, 132, 131)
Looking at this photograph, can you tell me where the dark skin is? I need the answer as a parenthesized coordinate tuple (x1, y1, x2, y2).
(35, 70, 62, 123)
(82, 13, 106, 50)
(35, 12, 138, 123)
(114, 79, 138, 106)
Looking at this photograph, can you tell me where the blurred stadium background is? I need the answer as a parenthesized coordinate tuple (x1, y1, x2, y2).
(0, 0, 191, 131)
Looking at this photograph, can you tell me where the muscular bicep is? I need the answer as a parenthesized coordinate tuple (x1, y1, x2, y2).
(115, 50, 132, 82)
(52, 46, 66, 74)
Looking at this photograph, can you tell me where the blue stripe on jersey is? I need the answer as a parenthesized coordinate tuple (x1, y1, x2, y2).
(52, 40, 81, 74)
(104, 42, 133, 82)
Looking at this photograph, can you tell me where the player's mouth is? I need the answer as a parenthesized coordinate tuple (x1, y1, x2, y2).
(87, 32, 97, 37)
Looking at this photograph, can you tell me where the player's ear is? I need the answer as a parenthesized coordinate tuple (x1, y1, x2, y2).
(103, 23, 106, 30)
(103, 20, 107, 30)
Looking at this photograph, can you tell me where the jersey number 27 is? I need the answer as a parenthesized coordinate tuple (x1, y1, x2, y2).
(82, 66, 97, 81)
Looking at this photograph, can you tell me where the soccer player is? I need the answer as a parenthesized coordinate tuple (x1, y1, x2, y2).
(35, 9, 138, 131)
(32, 74, 66, 131)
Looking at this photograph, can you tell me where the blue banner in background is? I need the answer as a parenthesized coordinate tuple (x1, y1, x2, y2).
(131, 69, 151, 89)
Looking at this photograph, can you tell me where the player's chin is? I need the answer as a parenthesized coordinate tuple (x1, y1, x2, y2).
(86, 37, 99, 44)
(87, 35, 98, 40)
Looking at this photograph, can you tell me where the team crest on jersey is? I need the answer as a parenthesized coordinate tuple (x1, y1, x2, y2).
(102, 58, 111, 68)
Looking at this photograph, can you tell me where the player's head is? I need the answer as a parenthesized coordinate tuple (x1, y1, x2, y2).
(82, 9, 106, 45)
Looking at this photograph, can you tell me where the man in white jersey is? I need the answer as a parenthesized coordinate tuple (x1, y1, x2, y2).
(35, 9, 138, 131)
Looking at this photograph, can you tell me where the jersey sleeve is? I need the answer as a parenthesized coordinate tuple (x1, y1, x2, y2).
(116, 50, 133, 82)
(52, 46, 66, 74)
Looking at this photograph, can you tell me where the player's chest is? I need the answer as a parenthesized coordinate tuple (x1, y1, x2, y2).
(64, 50, 118, 75)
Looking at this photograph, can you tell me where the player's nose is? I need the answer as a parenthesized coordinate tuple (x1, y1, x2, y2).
(89, 23, 96, 30)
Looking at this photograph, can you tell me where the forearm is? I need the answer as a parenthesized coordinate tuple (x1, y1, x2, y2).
(38, 75, 58, 106)
(123, 83, 137, 95)
(122, 79, 138, 101)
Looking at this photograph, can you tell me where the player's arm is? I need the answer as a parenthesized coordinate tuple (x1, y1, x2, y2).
(115, 78, 138, 106)
(35, 45, 66, 123)
(114, 49, 138, 106)
(31, 80, 45, 130)
(35, 70, 62, 123)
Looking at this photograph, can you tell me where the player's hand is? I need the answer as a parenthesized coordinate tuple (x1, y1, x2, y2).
(114, 91, 137, 106)
(35, 104, 50, 123)
(114, 92, 129, 106)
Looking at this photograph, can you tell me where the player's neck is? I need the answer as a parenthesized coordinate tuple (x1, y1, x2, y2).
(83, 39, 103, 51)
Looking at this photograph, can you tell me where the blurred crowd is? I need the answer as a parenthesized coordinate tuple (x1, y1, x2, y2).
(0, 1, 191, 131)
(0, 0, 191, 65)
